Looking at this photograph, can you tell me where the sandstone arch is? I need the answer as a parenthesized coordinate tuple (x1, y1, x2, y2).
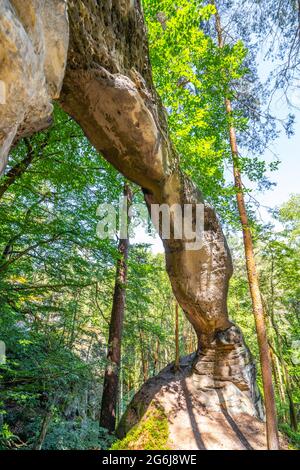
(0, 0, 266, 445)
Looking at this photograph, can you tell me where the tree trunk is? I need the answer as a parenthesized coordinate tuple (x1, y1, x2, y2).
(174, 301, 180, 371)
(153, 339, 160, 375)
(34, 409, 53, 450)
(99, 184, 132, 433)
(278, 343, 298, 431)
(0, 139, 36, 199)
(286, 385, 298, 431)
(213, 2, 279, 450)
(270, 345, 286, 405)
(274, 354, 286, 406)
(1, 0, 235, 347)
(269, 254, 298, 431)
(139, 330, 149, 383)
(60, 1, 234, 351)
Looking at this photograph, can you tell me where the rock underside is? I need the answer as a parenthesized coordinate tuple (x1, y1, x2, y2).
(0, 0, 69, 172)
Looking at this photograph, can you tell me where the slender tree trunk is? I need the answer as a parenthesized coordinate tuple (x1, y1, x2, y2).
(99, 184, 132, 433)
(118, 357, 124, 422)
(286, 381, 298, 431)
(278, 342, 298, 431)
(213, 3, 279, 450)
(226, 88, 279, 453)
(34, 409, 53, 450)
(287, 392, 298, 431)
(61, 1, 234, 349)
(1, 2, 267, 436)
(174, 301, 180, 371)
(270, 345, 286, 405)
(269, 253, 298, 431)
(274, 354, 286, 406)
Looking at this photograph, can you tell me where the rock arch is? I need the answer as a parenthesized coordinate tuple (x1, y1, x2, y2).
(0, 1, 266, 446)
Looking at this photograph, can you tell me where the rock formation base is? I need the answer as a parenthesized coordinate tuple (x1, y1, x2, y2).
(117, 330, 287, 450)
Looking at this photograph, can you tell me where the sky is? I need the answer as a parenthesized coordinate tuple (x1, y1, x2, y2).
(256, 104, 300, 217)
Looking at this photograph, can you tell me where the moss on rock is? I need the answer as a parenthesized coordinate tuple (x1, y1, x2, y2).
(111, 407, 170, 450)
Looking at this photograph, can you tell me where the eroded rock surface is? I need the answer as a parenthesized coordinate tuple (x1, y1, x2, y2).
(117, 343, 284, 450)
(0, 0, 69, 172)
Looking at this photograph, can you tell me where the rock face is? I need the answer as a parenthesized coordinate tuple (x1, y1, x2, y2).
(0, 0, 69, 173)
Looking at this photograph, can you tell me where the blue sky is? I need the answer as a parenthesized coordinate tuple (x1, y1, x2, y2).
(247, 55, 300, 223)
(256, 106, 300, 216)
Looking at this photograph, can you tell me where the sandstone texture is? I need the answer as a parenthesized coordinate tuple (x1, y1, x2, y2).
(117, 348, 287, 450)
(0, 0, 69, 172)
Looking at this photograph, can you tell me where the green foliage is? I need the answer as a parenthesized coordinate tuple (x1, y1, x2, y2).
(111, 407, 169, 450)
(0, 1, 298, 451)
(143, 0, 276, 224)
(228, 195, 300, 441)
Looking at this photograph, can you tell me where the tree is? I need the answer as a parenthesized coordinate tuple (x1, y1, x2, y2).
(212, 2, 279, 449)
(228, 194, 300, 445)
(261, 196, 300, 432)
(58, 1, 235, 351)
(100, 184, 132, 433)
(0, 0, 291, 448)
(174, 302, 180, 372)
